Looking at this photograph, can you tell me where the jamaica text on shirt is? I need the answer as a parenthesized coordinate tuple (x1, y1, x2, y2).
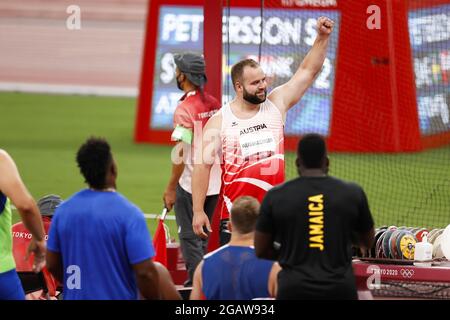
(309, 194, 324, 251)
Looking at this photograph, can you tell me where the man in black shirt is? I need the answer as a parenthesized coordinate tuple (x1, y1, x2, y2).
(254, 134, 375, 300)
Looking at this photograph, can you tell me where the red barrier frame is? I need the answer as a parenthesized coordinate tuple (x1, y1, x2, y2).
(135, 0, 206, 145)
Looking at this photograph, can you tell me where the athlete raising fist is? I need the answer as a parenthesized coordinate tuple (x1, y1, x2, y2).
(192, 17, 335, 241)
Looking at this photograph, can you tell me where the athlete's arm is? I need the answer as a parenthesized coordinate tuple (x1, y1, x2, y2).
(154, 262, 182, 300)
(268, 17, 334, 117)
(254, 230, 278, 260)
(255, 193, 279, 260)
(163, 142, 185, 211)
(355, 188, 375, 250)
(192, 113, 222, 239)
(133, 259, 160, 300)
(0, 150, 46, 272)
(357, 228, 375, 250)
(190, 260, 204, 300)
(268, 262, 281, 298)
(46, 250, 63, 283)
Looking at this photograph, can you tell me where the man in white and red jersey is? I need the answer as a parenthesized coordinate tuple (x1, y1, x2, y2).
(163, 52, 221, 286)
(192, 17, 335, 242)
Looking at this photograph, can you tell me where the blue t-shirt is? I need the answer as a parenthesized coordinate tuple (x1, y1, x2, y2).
(202, 245, 273, 300)
(47, 189, 155, 300)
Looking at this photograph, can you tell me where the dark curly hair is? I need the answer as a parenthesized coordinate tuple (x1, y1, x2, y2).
(76, 137, 112, 189)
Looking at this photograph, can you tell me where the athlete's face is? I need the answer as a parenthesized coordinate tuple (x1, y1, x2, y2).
(240, 66, 267, 104)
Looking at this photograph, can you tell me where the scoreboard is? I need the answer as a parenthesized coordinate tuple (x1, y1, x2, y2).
(408, 4, 450, 135)
(149, 5, 340, 137)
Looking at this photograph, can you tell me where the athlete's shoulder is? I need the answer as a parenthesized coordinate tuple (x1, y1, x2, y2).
(268, 177, 301, 194)
(329, 176, 365, 195)
(205, 108, 223, 128)
(99, 193, 146, 227)
(174, 97, 190, 112)
(185, 90, 219, 108)
(173, 105, 191, 130)
(178, 91, 201, 112)
(114, 192, 144, 214)
(203, 244, 230, 260)
(0, 149, 13, 165)
(53, 190, 85, 215)
(203, 91, 221, 106)
(266, 95, 285, 114)
(329, 176, 362, 188)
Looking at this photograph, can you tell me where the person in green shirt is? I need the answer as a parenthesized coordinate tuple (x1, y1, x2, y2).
(0, 149, 46, 300)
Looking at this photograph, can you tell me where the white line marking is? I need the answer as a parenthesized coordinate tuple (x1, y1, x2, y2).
(0, 82, 137, 97)
(144, 213, 176, 220)
(10, 204, 176, 220)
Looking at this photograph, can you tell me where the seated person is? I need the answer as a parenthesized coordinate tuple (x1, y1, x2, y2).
(12, 194, 63, 299)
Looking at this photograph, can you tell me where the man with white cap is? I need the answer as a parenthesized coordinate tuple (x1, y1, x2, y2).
(11, 194, 63, 299)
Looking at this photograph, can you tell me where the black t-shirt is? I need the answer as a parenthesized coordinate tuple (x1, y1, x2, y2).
(256, 176, 374, 300)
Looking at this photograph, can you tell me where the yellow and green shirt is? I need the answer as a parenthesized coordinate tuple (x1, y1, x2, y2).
(0, 192, 15, 273)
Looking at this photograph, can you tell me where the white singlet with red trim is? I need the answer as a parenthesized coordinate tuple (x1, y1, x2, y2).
(220, 99, 285, 219)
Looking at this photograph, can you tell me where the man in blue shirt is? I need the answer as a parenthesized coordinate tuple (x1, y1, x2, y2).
(190, 196, 280, 300)
(46, 137, 159, 300)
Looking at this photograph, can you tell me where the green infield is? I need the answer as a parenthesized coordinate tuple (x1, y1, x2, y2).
(1, 92, 449, 238)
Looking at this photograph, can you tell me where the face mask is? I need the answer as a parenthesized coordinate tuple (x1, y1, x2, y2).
(176, 74, 183, 90)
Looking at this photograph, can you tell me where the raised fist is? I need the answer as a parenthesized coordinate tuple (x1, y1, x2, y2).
(317, 16, 334, 36)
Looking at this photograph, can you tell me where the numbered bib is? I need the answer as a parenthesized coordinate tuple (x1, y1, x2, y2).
(239, 131, 276, 158)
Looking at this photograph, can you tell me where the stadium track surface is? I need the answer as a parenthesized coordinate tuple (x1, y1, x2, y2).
(0, 0, 147, 92)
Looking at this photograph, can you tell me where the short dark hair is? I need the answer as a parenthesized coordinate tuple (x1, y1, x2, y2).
(297, 134, 327, 169)
(76, 137, 112, 189)
(231, 59, 260, 89)
(230, 196, 260, 234)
